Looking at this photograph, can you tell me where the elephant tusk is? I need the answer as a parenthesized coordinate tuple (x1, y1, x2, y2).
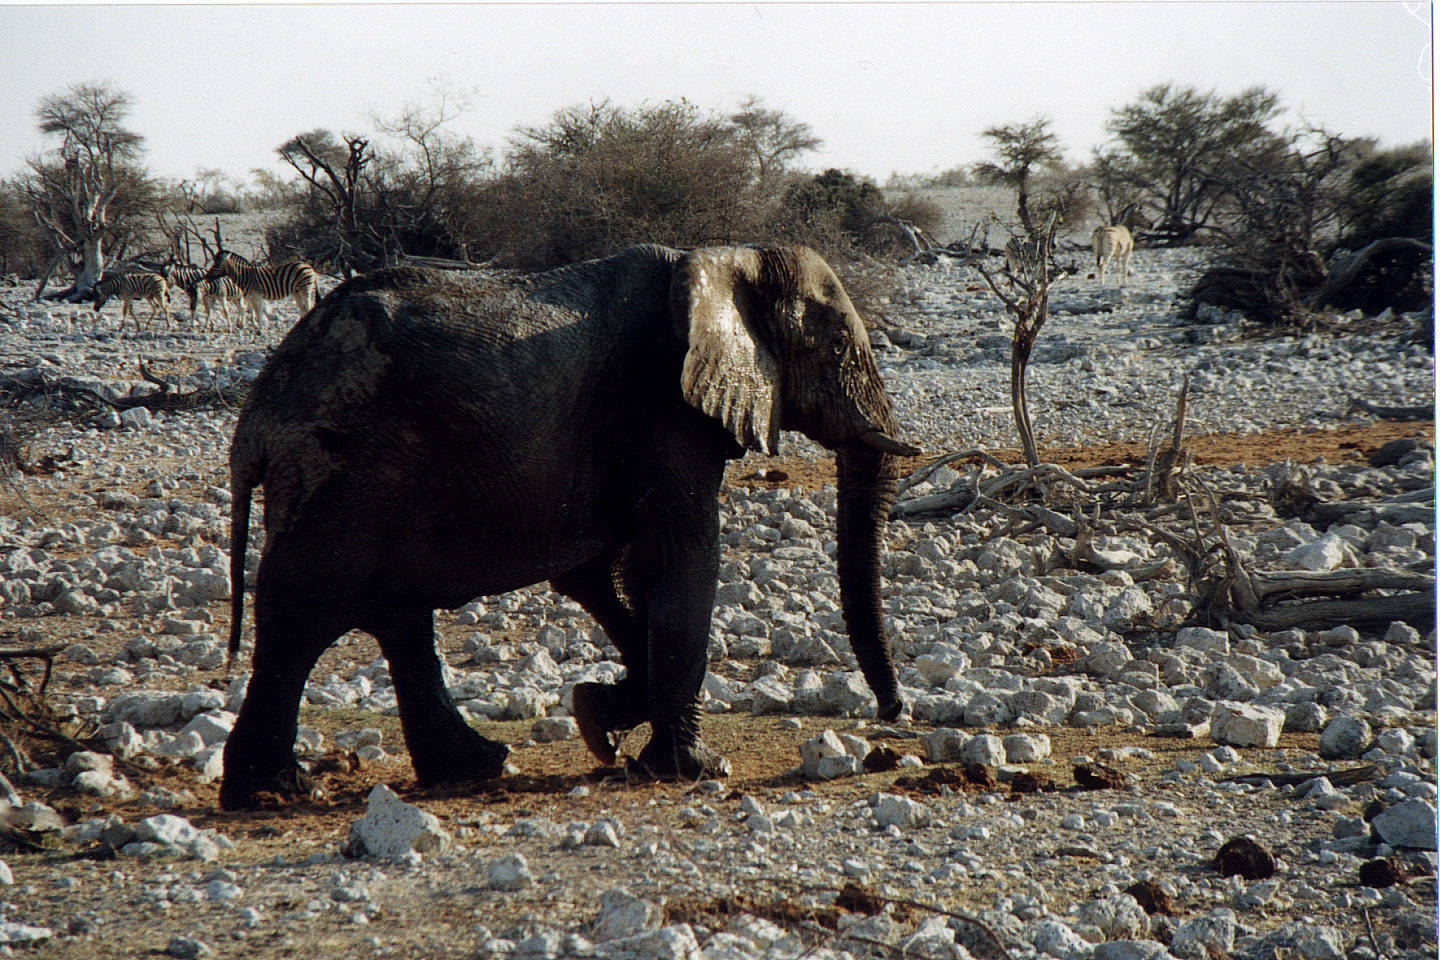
(861, 431, 922, 458)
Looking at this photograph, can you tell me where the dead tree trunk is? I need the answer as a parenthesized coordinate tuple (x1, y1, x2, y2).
(978, 215, 1065, 468)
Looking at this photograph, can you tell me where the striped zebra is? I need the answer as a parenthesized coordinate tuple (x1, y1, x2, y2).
(194, 275, 248, 333)
(205, 250, 318, 326)
(166, 263, 206, 318)
(92, 272, 169, 331)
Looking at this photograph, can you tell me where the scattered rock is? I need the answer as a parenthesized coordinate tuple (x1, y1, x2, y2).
(1371, 798, 1438, 850)
(1319, 716, 1373, 759)
(1210, 703, 1283, 748)
(488, 853, 534, 891)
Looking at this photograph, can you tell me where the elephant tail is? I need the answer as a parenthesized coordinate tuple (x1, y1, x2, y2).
(227, 470, 255, 666)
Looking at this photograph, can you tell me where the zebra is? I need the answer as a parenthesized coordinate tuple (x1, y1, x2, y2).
(205, 250, 318, 327)
(165, 263, 207, 318)
(194, 275, 248, 333)
(1091, 225, 1134, 285)
(92, 272, 169, 331)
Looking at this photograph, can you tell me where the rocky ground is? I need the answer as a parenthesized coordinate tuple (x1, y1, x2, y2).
(0, 216, 1433, 960)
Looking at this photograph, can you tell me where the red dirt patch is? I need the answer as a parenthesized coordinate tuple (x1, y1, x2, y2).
(727, 420, 1433, 492)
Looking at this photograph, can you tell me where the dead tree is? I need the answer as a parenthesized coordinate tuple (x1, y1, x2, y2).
(1189, 129, 1432, 322)
(1302, 237, 1434, 315)
(22, 83, 155, 302)
(977, 215, 1066, 468)
(277, 131, 374, 277)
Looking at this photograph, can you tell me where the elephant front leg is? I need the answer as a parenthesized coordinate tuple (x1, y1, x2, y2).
(627, 503, 731, 781)
(622, 424, 733, 781)
(633, 568, 730, 780)
(369, 606, 510, 785)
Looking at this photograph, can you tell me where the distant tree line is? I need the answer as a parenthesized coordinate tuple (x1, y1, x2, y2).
(974, 84, 1431, 323)
(0, 79, 1429, 323)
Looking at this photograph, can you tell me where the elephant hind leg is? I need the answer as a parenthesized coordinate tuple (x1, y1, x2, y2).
(552, 558, 649, 765)
(220, 595, 339, 810)
(367, 606, 509, 785)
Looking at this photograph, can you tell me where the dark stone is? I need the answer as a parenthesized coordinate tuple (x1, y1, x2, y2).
(1009, 771, 1053, 794)
(1358, 856, 1408, 888)
(862, 746, 903, 773)
(1073, 762, 1128, 790)
(1368, 438, 1418, 468)
(1124, 879, 1176, 915)
(836, 881, 884, 916)
(1215, 836, 1277, 880)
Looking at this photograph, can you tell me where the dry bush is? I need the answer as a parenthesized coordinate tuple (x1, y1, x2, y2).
(480, 100, 770, 269)
(1338, 141, 1433, 249)
(1028, 163, 1094, 234)
(0, 182, 51, 277)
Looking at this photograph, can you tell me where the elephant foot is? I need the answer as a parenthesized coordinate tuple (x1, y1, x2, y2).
(630, 737, 731, 782)
(571, 681, 646, 766)
(877, 696, 906, 722)
(411, 733, 510, 787)
(218, 758, 316, 811)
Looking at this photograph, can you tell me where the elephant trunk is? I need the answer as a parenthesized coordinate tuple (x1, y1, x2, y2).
(834, 442, 904, 720)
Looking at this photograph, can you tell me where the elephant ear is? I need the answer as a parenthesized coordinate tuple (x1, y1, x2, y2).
(670, 248, 782, 455)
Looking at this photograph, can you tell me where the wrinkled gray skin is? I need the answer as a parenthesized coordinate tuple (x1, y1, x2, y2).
(220, 244, 918, 810)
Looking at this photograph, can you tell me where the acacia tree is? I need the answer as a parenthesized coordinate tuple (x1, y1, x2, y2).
(1094, 84, 1285, 244)
(976, 117, 1064, 236)
(23, 82, 157, 300)
(729, 95, 822, 201)
(487, 99, 760, 268)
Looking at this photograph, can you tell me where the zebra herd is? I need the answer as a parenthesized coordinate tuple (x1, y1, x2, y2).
(89, 251, 319, 336)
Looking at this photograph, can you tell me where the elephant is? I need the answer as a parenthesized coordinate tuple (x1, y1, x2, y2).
(219, 243, 920, 810)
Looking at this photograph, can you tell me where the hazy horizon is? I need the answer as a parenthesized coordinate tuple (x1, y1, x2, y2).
(0, 2, 1432, 188)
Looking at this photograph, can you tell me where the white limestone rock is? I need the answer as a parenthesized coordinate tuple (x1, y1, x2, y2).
(1210, 703, 1284, 748)
(345, 784, 451, 859)
(1372, 799, 1438, 850)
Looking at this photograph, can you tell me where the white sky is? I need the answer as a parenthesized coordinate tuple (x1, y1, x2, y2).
(0, 2, 1433, 186)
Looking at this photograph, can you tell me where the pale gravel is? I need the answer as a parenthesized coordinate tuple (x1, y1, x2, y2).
(0, 220, 1433, 960)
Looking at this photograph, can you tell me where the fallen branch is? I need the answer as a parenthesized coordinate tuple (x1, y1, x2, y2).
(897, 449, 1010, 495)
(1347, 397, 1434, 422)
(397, 253, 493, 271)
(1233, 592, 1434, 632)
(1247, 567, 1434, 603)
(1296, 492, 1434, 529)
(1220, 764, 1377, 788)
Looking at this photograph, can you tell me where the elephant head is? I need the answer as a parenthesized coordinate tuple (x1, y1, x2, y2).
(669, 246, 917, 719)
